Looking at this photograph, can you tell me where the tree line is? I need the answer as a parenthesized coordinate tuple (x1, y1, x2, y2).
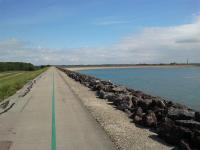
(0, 62, 49, 72)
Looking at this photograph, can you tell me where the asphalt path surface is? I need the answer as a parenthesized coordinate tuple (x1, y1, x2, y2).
(0, 67, 115, 150)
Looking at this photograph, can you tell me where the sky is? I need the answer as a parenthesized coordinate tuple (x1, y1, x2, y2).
(0, 0, 200, 65)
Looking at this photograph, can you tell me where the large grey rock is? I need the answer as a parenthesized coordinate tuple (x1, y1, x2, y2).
(150, 99, 166, 109)
(142, 111, 157, 127)
(175, 120, 200, 130)
(195, 112, 200, 122)
(167, 107, 195, 120)
(133, 91, 143, 98)
(179, 140, 191, 150)
(92, 83, 104, 91)
(133, 115, 142, 123)
(106, 93, 117, 102)
(97, 90, 106, 99)
(192, 132, 200, 149)
(137, 99, 152, 111)
(101, 80, 113, 85)
(135, 107, 144, 117)
(131, 96, 141, 107)
(103, 85, 114, 92)
(112, 86, 127, 93)
(157, 118, 193, 145)
(112, 94, 133, 112)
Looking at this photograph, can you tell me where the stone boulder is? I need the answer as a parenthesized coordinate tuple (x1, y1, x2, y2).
(102, 85, 115, 92)
(135, 107, 144, 117)
(131, 96, 141, 107)
(153, 107, 167, 123)
(175, 120, 200, 130)
(137, 99, 152, 111)
(92, 83, 104, 91)
(191, 130, 200, 149)
(113, 94, 133, 111)
(195, 112, 200, 122)
(98, 91, 117, 102)
(133, 91, 143, 98)
(179, 140, 191, 150)
(97, 90, 106, 99)
(112, 86, 127, 93)
(167, 107, 195, 120)
(142, 111, 157, 127)
(101, 80, 113, 85)
(157, 118, 193, 145)
(149, 99, 166, 109)
(133, 115, 143, 123)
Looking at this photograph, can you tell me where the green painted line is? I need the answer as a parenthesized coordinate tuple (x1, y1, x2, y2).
(52, 73, 57, 150)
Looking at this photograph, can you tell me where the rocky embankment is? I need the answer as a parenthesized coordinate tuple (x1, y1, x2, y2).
(58, 68, 200, 150)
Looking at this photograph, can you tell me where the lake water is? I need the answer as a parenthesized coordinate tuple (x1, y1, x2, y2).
(80, 67, 200, 110)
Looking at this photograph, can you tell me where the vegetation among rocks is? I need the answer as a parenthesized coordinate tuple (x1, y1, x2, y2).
(58, 67, 200, 150)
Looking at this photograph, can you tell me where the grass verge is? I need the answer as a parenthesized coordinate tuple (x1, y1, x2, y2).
(0, 68, 48, 102)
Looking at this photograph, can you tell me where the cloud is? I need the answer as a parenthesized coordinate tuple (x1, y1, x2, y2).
(114, 16, 200, 63)
(175, 38, 200, 43)
(0, 17, 200, 65)
(0, 38, 26, 50)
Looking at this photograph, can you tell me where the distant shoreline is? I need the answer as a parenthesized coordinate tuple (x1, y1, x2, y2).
(66, 64, 197, 71)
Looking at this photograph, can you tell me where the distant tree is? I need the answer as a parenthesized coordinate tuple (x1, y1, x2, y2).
(170, 62, 177, 65)
(0, 62, 36, 72)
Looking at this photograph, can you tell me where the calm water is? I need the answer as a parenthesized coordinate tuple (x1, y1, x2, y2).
(80, 67, 200, 110)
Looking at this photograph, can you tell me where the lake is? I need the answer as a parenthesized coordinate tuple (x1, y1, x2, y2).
(80, 66, 200, 110)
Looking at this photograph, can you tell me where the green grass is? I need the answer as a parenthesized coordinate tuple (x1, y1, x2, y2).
(0, 68, 48, 102)
(0, 72, 24, 81)
(0, 71, 20, 77)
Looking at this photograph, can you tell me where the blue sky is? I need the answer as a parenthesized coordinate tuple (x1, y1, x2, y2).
(0, 0, 200, 64)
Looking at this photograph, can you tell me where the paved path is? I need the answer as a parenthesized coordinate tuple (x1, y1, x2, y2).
(0, 67, 115, 150)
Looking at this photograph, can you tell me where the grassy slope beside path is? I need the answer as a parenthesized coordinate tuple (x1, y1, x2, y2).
(0, 68, 48, 102)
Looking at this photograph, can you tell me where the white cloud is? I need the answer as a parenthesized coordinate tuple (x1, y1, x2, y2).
(0, 38, 26, 50)
(0, 17, 200, 65)
(113, 17, 200, 63)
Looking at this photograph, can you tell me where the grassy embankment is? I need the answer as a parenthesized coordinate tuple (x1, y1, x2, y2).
(0, 68, 48, 102)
